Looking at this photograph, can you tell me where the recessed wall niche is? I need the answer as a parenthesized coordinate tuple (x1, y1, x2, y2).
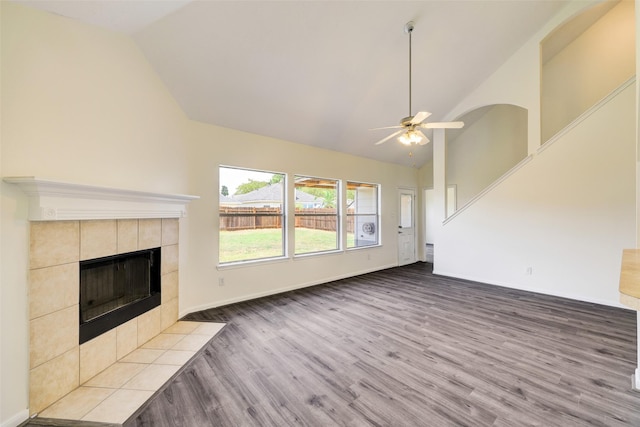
(540, 0, 635, 142)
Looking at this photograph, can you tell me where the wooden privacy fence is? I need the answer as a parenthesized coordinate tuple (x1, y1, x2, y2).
(219, 207, 282, 230)
(220, 207, 355, 232)
(295, 208, 341, 233)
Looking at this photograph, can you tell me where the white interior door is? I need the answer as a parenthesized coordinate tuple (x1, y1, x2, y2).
(398, 188, 416, 266)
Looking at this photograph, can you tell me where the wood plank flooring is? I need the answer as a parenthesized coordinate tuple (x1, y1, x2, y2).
(126, 263, 639, 426)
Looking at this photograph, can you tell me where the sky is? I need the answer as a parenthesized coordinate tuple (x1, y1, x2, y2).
(219, 166, 277, 195)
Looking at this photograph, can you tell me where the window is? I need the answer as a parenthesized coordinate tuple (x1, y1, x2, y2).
(219, 166, 285, 263)
(347, 182, 380, 248)
(294, 176, 339, 255)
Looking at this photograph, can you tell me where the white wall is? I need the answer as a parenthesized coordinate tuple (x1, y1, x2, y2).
(0, 4, 418, 424)
(417, 157, 433, 261)
(446, 104, 528, 210)
(424, 0, 636, 307)
(436, 82, 636, 306)
(443, 1, 604, 156)
(541, 0, 635, 141)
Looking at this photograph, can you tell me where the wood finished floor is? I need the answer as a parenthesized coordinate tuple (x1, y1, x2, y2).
(126, 263, 639, 426)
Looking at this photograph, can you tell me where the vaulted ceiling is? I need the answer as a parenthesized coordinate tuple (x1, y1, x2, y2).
(14, 0, 571, 167)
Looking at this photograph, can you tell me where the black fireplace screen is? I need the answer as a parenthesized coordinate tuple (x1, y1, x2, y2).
(79, 248, 161, 344)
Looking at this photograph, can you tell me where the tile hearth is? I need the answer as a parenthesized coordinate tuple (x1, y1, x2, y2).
(35, 320, 224, 425)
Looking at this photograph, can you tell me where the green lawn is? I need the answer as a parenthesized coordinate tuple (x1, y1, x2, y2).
(219, 228, 355, 263)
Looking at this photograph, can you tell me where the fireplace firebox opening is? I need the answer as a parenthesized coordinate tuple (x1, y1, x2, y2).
(79, 248, 161, 344)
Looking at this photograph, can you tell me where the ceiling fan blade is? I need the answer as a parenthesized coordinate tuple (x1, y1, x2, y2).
(416, 130, 430, 145)
(410, 111, 432, 125)
(370, 125, 404, 131)
(421, 121, 465, 129)
(374, 130, 404, 145)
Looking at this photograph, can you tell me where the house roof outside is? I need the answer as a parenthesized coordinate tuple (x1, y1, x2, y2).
(220, 183, 323, 206)
(219, 194, 237, 205)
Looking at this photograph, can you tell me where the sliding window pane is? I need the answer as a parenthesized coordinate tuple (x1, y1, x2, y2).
(219, 166, 286, 263)
(294, 176, 339, 255)
(347, 182, 380, 248)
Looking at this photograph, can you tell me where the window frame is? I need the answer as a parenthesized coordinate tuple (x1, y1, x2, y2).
(218, 166, 287, 265)
(293, 175, 341, 256)
(346, 181, 381, 250)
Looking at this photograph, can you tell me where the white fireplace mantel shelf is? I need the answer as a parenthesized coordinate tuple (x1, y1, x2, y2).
(4, 176, 199, 221)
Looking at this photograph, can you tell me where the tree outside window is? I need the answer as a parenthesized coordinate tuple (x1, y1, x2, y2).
(219, 166, 286, 263)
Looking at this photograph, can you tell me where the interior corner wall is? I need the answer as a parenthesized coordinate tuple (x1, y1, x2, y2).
(181, 119, 417, 314)
(1, 4, 190, 425)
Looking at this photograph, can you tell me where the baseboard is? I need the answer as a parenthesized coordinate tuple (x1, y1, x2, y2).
(1, 409, 29, 427)
(180, 263, 397, 317)
(432, 269, 626, 309)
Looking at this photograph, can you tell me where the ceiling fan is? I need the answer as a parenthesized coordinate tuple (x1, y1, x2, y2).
(373, 21, 464, 146)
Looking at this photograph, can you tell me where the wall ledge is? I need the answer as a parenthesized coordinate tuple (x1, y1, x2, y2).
(3, 177, 199, 220)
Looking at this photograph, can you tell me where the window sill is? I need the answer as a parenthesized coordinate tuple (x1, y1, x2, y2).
(293, 249, 344, 260)
(217, 244, 382, 270)
(346, 243, 382, 252)
(217, 256, 289, 270)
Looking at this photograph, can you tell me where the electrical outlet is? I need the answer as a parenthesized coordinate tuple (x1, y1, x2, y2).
(218, 277, 225, 286)
(526, 267, 533, 276)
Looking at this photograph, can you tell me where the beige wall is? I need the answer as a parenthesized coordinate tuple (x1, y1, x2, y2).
(0, 3, 418, 424)
(1, 4, 189, 192)
(183, 120, 417, 313)
(1, 5, 193, 423)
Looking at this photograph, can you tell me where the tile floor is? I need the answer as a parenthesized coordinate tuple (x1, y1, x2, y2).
(37, 321, 225, 425)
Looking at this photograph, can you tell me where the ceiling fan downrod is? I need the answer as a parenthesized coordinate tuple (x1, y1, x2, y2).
(370, 20, 464, 147)
(405, 21, 414, 119)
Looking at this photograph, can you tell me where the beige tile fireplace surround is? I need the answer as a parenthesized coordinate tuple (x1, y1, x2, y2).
(29, 218, 183, 415)
(5, 177, 206, 423)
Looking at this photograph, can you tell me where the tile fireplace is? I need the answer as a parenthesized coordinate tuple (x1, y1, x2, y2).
(3, 177, 199, 417)
(29, 218, 180, 414)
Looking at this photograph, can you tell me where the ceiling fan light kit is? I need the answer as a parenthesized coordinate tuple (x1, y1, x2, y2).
(373, 21, 464, 148)
(398, 130, 423, 146)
